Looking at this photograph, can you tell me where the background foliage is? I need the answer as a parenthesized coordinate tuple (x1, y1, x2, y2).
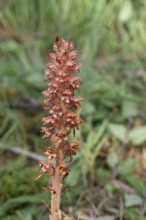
(0, 0, 146, 219)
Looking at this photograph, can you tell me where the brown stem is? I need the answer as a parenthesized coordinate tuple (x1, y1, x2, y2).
(50, 170, 62, 220)
(50, 150, 64, 220)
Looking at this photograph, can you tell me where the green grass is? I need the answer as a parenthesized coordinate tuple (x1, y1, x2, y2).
(1, 0, 146, 57)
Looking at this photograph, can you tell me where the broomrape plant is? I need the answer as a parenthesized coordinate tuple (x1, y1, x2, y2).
(37, 37, 84, 220)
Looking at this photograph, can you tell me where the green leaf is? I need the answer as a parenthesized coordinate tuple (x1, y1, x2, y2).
(122, 101, 138, 118)
(119, 1, 133, 22)
(125, 175, 145, 194)
(23, 215, 33, 220)
(25, 72, 44, 88)
(117, 159, 136, 176)
(124, 194, 143, 207)
(0, 41, 20, 52)
(0, 193, 47, 217)
(108, 123, 127, 142)
(126, 207, 138, 219)
(107, 153, 119, 168)
(84, 121, 108, 164)
(96, 168, 110, 182)
(66, 162, 82, 187)
(82, 101, 95, 115)
(129, 126, 146, 145)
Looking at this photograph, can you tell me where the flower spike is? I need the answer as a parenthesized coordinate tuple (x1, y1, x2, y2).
(38, 36, 84, 220)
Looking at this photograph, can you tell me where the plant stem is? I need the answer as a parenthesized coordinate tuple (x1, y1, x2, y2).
(50, 150, 64, 220)
(50, 171, 62, 220)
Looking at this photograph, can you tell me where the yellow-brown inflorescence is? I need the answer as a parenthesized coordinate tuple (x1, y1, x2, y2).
(38, 37, 84, 220)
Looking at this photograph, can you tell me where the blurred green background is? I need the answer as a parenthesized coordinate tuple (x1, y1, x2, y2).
(0, 0, 146, 219)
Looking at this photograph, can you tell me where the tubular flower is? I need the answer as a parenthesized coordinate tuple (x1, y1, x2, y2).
(38, 36, 84, 220)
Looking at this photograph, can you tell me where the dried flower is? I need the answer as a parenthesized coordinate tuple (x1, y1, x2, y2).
(38, 36, 84, 220)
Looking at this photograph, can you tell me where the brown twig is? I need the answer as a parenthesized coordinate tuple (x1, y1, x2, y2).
(8, 146, 46, 161)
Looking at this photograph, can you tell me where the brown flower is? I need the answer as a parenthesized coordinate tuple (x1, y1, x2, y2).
(39, 161, 55, 175)
(41, 36, 84, 150)
(58, 164, 70, 179)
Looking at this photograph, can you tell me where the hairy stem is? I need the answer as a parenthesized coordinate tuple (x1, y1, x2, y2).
(50, 171, 62, 220)
(50, 150, 64, 220)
